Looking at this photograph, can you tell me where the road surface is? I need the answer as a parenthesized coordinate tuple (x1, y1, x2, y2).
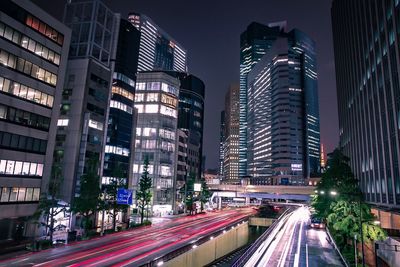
(244, 206, 343, 267)
(0, 208, 254, 267)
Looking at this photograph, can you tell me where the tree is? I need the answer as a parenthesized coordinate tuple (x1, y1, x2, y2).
(33, 161, 68, 244)
(199, 178, 210, 212)
(71, 157, 102, 234)
(327, 200, 386, 246)
(312, 148, 361, 218)
(185, 173, 195, 215)
(104, 163, 128, 231)
(136, 157, 152, 224)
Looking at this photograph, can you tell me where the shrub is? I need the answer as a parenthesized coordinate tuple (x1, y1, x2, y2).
(143, 220, 152, 226)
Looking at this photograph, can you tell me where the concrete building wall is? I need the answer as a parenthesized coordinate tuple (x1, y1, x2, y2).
(164, 222, 249, 267)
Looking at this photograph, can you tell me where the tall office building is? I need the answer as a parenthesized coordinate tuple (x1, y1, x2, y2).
(57, 0, 118, 205)
(239, 21, 287, 178)
(332, 0, 400, 208)
(219, 111, 225, 176)
(247, 28, 320, 185)
(0, 0, 70, 240)
(133, 72, 180, 214)
(223, 84, 240, 183)
(100, 19, 140, 227)
(164, 72, 205, 181)
(128, 13, 187, 72)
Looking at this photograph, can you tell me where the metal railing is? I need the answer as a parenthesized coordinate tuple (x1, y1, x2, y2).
(232, 208, 293, 267)
(326, 226, 350, 267)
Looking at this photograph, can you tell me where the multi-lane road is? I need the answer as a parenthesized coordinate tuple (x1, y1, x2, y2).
(0, 209, 254, 267)
(243, 206, 343, 267)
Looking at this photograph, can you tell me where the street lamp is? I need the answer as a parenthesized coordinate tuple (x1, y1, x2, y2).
(330, 191, 337, 196)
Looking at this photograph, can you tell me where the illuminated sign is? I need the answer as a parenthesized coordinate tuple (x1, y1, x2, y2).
(291, 163, 302, 171)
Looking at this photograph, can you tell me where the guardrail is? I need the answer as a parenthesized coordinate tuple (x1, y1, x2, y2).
(232, 208, 293, 267)
(325, 227, 350, 267)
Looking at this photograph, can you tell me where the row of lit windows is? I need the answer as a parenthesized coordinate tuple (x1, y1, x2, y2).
(110, 100, 133, 114)
(113, 72, 135, 87)
(136, 82, 178, 96)
(0, 159, 43, 177)
(25, 14, 64, 45)
(105, 145, 129, 157)
(0, 131, 47, 154)
(0, 103, 50, 131)
(112, 86, 133, 101)
(136, 127, 157, 137)
(57, 119, 68, 126)
(0, 187, 40, 203)
(0, 76, 54, 108)
(0, 22, 60, 65)
(132, 164, 172, 176)
(0, 49, 57, 86)
(135, 104, 177, 118)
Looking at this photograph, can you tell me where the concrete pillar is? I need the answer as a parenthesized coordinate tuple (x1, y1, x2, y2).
(218, 197, 222, 210)
(245, 197, 250, 205)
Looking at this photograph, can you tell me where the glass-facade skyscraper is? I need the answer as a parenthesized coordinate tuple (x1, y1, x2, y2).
(332, 0, 400, 207)
(246, 27, 320, 185)
(239, 21, 287, 178)
(128, 13, 187, 73)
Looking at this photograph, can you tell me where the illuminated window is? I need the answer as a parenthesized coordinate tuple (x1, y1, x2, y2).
(147, 82, 160, 91)
(145, 104, 159, 113)
(112, 86, 133, 100)
(160, 105, 177, 118)
(136, 82, 146, 90)
(88, 119, 104, 131)
(142, 128, 157, 137)
(105, 145, 129, 156)
(160, 166, 172, 176)
(110, 100, 133, 114)
(146, 93, 159, 102)
(161, 94, 178, 107)
(135, 104, 144, 113)
(159, 129, 175, 140)
(142, 140, 156, 149)
(135, 93, 144, 102)
(57, 119, 69, 126)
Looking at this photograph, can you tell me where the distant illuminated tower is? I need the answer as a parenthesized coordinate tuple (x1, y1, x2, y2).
(128, 12, 187, 72)
(321, 144, 326, 168)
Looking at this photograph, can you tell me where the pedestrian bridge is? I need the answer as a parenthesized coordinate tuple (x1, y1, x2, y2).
(209, 184, 316, 203)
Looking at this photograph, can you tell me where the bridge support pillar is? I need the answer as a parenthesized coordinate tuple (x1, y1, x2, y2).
(245, 197, 250, 205)
(218, 197, 222, 210)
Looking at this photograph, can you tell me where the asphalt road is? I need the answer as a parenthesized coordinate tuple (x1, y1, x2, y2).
(0, 208, 254, 267)
(244, 206, 343, 267)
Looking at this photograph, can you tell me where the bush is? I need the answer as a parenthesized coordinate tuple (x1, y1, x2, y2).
(117, 226, 123, 232)
(143, 220, 152, 226)
(37, 239, 52, 250)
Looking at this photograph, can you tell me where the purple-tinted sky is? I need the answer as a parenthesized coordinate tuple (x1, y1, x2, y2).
(33, 0, 339, 169)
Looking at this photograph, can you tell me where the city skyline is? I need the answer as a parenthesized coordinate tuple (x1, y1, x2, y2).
(32, 0, 338, 169)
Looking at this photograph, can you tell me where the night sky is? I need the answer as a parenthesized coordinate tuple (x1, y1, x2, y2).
(32, 0, 339, 169)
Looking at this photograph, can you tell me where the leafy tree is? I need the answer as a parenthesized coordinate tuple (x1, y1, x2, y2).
(327, 200, 386, 245)
(199, 178, 210, 212)
(33, 161, 68, 244)
(136, 157, 152, 224)
(104, 163, 128, 231)
(312, 148, 361, 218)
(185, 173, 195, 215)
(72, 157, 102, 234)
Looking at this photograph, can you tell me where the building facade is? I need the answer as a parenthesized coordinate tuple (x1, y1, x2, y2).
(56, 0, 118, 204)
(164, 72, 205, 181)
(0, 0, 70, 240)
(219, 111, 225, 176)
(133, 72, 180, 214)
(128, 13, 187, 72)
(246, 29, 320, 185)
(332, 0, 400, 208)
(223, 84, 240, 183)
(239, 21, 287, 179)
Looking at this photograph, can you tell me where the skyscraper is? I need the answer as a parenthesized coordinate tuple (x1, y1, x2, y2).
(57, 0, 119, 204)
(133, 72, 180, 214)
(223, 84, 240, 183)
(239, 21, 287, 178)
(163, 71, 205, 181)
(219, 111, 225, 176)
(128, 13, 187, 72)
(246, 28, 320, 185)
(332, 0, 400, 208)
(0, 0, 70, 240)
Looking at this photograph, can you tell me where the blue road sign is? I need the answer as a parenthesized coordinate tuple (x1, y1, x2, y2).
(117, 188, 133, 205)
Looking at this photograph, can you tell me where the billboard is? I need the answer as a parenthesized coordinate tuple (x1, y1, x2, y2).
(116, 188, 133, 205)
